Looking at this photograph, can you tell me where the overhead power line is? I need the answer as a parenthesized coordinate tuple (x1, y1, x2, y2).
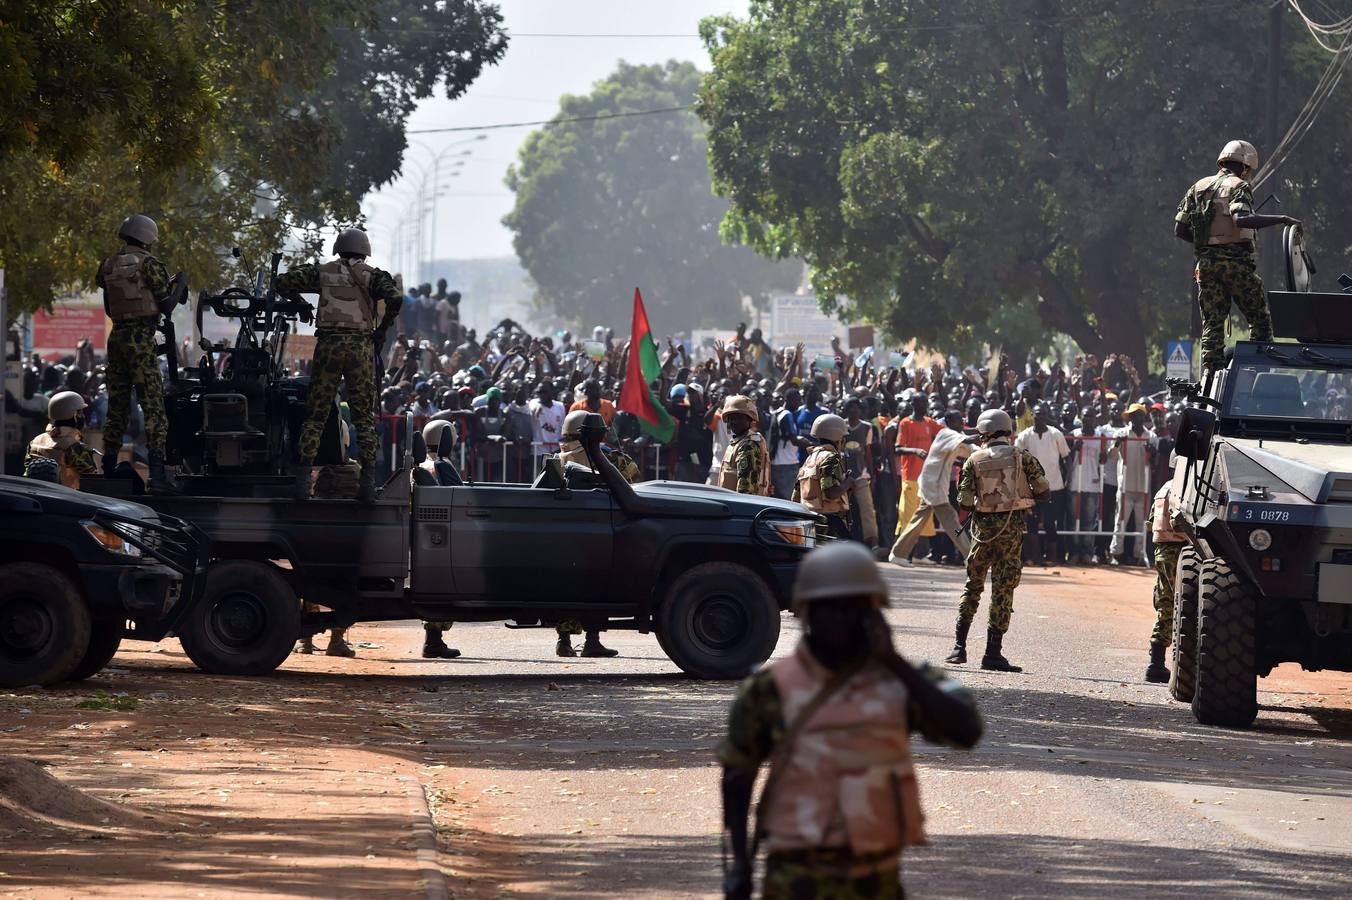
(406, 105, 693, 135)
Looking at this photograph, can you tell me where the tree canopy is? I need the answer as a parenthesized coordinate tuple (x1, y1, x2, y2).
(0, 1, 507, 317)
(503, 60, 800, 334)
(697, 0, 1341, 364)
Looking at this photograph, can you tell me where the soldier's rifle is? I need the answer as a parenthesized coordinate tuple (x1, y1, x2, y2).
(156, 272, 190, 383)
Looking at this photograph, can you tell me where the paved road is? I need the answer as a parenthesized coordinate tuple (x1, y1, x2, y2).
(3, 561, 1350, 898)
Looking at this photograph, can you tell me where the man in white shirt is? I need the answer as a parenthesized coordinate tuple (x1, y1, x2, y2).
(1015, 403, 1070, 565)
(1095, 400, 1125, 562)
(888, 410, 974, 562)
(1109, 403, 1157, 565)
(528, 381, 565, 470)
(1067, 407, 1105, 565)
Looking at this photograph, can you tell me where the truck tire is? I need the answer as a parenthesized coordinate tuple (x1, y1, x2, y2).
(65, 619, 125, 683)
(656, 562, 780, 680)
(1168, 546, 1201, 703)
(179, 561, 299, 676)
(0, 562, 92, 687)
(1191, 559, 1258, 728)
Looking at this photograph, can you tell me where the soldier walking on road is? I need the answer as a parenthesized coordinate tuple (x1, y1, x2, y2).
(1146, 480, 1188, 683)
(97, 214, 178, 494)
(1174, 140, 1299, 372)
(947, 409, 1049, 673)
(792, 414, 853, 541)
(276, 228, 403, 503)
(718, 542, 983, 900)
(24, 391, 98, 489)
(718, 395, 771, 497)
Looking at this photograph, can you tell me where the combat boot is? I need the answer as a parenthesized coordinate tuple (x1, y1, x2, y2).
(945, 619, 971, 665)
(295, 636, 314, 655)
(422, 626, 461, 659)
(147, 450, 180, 495)
(1145, 642, 1170, 683)
(580, 631, 619, 658)
(356, 467, 376, 503)
(556, 634, 577, 657)
(325, 629, 356, 658)
(292, 465, 311, 501)
(980, 629, 1022, 673)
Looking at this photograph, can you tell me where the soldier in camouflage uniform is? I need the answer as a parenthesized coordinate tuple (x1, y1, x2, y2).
(1174, 140, 1300, 372)
(97, 214, 177, 493)
(792, 413, 853, 541)
(275, 228, 402, 502)
(1146, 482, 1188, 683)
(948, 409, 1049, 673)
(717, 395, 771, 496)
(25, 391, 98, 489)
(719, 542, 982, 900)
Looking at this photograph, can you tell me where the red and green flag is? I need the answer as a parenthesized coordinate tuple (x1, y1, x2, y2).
(618, 288, 676, 443)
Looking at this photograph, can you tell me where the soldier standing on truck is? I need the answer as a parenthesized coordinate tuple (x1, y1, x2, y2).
(1145, 480, 1188, 683)
(275, 228, 403, 503)
(718, 395, 771, 496)
(97, 214, 179, 494)
(24, 391, 99, 489)
(1174, 140, 1300, 372)
(718, 541, 982, 900)
(946, 409, 1049, 673)
(792, 413, 853, 541)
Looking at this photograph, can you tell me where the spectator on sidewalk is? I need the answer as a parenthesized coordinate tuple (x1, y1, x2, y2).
(894, 391, 943, 561)
(768, 389, 804, 500)
(1016, 403, 1070, 566)
(889, 410, 973, 564)
(1109, 403, 1157, 566)
(1096, 399, 1125, 563)
(842, 398, 879, 550)
(1067, 407, 1105, 565)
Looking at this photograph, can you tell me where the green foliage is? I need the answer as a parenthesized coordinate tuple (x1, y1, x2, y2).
(75, 691, 139, 712)
(503, 60, 800, 333)
(698, 1, 1341, 363)
(0, 1, 506, 317)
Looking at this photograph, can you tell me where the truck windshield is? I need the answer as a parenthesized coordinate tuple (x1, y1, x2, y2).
(1226, 363, 1352, 422)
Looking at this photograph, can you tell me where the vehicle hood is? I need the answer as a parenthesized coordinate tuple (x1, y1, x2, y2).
(0, 474, 161, 522)
(1226, 438, 1352, 504)
(631, 480, 816, 519)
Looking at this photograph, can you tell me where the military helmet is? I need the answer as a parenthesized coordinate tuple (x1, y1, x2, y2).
(811, 413, 848, 442)
(422, 419, 455, 451)
(48, 390, 87, 421)
(117, 214, 158, 246)
(976, 408, 1013, 435)
(1218, 140, 1259, 175)
(721, 394, 757, 418)
(792, 542, 890, 613)
(333, 228, 372, 258)
(562, 409, 591, 438)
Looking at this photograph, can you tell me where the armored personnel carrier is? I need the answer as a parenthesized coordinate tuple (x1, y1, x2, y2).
(1169, 226, 1352, 728)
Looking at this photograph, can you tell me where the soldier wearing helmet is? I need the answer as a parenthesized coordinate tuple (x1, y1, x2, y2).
(24, 390, 98, 490)
(793, 413, 853, 540)
(718, 542, 982, 900)
(717, 395, 771, 496)
(276, 228, 405, 502)
(1174, 141, 1300, 371)
(97, 214, 178, 493)
(944, 407, 1050, 673)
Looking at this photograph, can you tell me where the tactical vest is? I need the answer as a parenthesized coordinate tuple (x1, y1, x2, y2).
(762, 643, 925, 856)
(26, 426, 83, 490)
(719, 431, 771, 495)
(1194, 173, 1256, 246)
(968, 442, 1035, 513)
(100, 246, 159, 321)
(1152, 485, 1187, 544)
(797, 445, 849, 515)
(317, 259, 376, 331)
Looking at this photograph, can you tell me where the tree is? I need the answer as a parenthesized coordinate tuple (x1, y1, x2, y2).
(504, 60, 800, 333)
(0, 1, 507, 317)
(698, 0, 1340, 364)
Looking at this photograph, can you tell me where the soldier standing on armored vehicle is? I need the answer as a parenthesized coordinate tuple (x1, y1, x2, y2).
(275, 228, 402, 503)
(97, 214, 179, 494)
(1174, 140, 1300, 372)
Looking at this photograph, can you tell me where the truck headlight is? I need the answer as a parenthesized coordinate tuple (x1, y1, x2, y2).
(1248, 528, 1272, 552)
(762, 519, 815, 548)
(82, 521, 143, 558)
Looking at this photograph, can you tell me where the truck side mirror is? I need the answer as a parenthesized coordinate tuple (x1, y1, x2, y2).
(1175, 407, 1216, 461)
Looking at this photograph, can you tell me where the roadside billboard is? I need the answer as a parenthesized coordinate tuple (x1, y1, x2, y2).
(32, 290, 105, 360)
(769, 294, 839, 357)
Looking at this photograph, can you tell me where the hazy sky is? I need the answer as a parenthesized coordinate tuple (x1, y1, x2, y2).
(361, 0, 750, 270)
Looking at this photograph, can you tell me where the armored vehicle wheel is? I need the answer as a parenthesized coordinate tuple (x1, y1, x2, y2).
(66, 619, 125, 682)
(1191, 559, 1258, 728)
(0, 562, 92, 687)
(179, 560, 299, 676)
(656, 562, 780, 680)
(1168, 547, 1202, 703)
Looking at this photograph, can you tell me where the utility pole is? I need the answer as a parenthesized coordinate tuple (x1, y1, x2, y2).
(1263, 0, 1283, 289)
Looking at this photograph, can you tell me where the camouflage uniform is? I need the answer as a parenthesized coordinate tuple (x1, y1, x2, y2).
(733, 437, 768, 495)
(25, 425, 98, 489)
(793, 447, 851, 540)
(97, 250, 170, 456)
(956, 449, 1048, 633)
(1175, 173, 1273, 371)
(1152, 543, 1181, 647)
(274, 263, 402, 468)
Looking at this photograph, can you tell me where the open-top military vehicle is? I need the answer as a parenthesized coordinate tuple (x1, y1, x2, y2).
(1168, 225, 1352, 728)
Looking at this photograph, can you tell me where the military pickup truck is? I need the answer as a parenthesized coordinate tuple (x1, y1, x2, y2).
(85, 416, 819, 680)
(1169, 227, 1352, 728)
(0, 476, 206, 687)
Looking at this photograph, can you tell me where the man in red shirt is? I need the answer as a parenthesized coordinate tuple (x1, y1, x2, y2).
(569, 379, 616, 427)
(893, 391, 943, 559)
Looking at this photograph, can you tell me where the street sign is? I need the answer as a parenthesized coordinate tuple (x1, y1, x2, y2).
(1166, 339, 1193, 380)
